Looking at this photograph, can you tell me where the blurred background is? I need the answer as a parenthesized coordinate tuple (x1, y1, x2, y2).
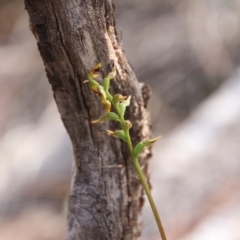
(1, 0, 240, 239)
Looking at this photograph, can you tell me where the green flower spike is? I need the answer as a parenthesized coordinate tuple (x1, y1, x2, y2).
(87, 64, 167, 240)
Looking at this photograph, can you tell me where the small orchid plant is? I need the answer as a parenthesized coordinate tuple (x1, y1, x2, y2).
(85, 63, 167, 240)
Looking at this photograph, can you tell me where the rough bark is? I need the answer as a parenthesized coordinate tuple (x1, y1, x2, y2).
(25, 1, 152, 239)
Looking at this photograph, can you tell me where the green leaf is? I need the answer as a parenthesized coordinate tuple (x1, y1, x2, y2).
(103, 78, 110, 93)
(103, 67, 116, 92)
(133, 142, 145, 158)
(118, 103, 126, 118)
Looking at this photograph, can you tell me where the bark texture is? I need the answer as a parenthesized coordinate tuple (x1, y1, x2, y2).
(25, 1, 152, 239)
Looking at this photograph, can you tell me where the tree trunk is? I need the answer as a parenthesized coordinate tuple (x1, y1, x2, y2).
(25, 1, 152, 239)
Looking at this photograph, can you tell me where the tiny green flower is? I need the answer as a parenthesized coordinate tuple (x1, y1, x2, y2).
(124, 120, 132, 129)
(142, 136, 161, 146)
(107, 130, 127, 143)
(91, 112, 120, 124)
(118, 96, 131, 117)
(89, 62, 102, 79)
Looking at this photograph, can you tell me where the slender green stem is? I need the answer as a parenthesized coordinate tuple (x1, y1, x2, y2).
(132, 157, 167, 240)
(124, 130, 133, 152)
